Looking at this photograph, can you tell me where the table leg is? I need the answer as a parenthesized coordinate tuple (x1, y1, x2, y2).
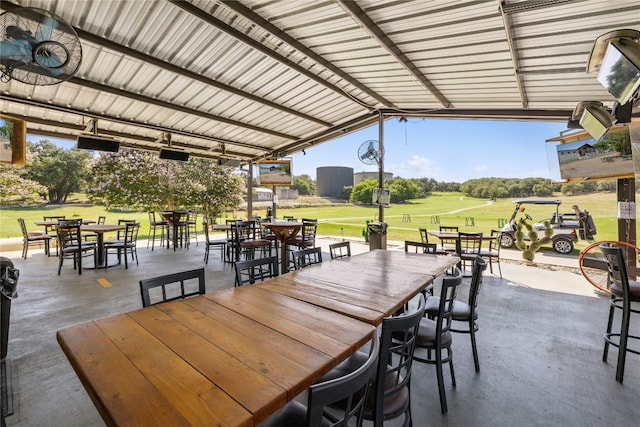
(280, 240, 288, 274)
(96, 233, 105, 267)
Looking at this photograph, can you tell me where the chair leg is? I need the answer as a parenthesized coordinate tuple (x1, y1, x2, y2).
(204, 245, 209, 264)
(436, 349, 448, 414)
(616, 305, 631, 383)
(124, 248, 128, 269)
(22, 242, 27, 259)
(603, 300, 615, 362)
(470, 319, 480, 373)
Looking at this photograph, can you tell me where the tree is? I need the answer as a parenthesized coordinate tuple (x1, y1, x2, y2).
(87, 149, 244, 222)
(292, 174, 316, 195)
(389, 178, 421, 202)
(0, 166, 47, 206)
(337, 185, 352, 200)
(24, 141, 92, 204)
(350, 179, 378, 204)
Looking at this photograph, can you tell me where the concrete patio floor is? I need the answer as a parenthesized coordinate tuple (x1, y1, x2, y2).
(1, 235, 639, 426)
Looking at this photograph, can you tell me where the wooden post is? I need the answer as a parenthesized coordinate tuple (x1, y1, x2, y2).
(247, 162, 253, 219)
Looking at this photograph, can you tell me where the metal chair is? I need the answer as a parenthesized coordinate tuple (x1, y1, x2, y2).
(438, 225, 459, 252)
(600, 243, 640, 383)
(202, 221, 226, 264)
(260, 332, 379, 427)
(104, 222, 140, 269)
(292, 247, 323, 270)
(234, 256, 279, 286)
(405, 240, 438, 254)
(146, 212, 167, 250)
(413, 268, 463, 414)
(456, 231, 483, 272)
(17, 218, 51, 259)
(139, 268, 205, 307)
(438, 256, 488, 373)
(56, 220, 97, 275)
(329, 241, 351, 260)
(480, 229, 503, 278)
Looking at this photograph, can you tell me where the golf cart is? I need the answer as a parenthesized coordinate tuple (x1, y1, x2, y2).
(498, 199, 589, 254)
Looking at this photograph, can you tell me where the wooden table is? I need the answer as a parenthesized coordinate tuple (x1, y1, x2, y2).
(260, 221, 303, 273)
(258, 249, 459, 324)
(57, 288, 374, 427)
(80, 224, 126, 267)
(159, 211, 188, 250)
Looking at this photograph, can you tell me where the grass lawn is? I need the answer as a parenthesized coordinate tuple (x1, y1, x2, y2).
(0, 191, 630, 255)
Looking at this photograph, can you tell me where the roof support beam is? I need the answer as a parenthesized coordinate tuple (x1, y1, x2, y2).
(168, 0, 377, 110)
(336, 0, 452, 108)
(68, 76, 296, 140)
(499, 0, 528, 108)
(0, 94, 270, 154)
(219, 0, 393, 109)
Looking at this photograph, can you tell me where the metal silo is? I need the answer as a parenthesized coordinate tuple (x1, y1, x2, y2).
(316, 166, 354, 197)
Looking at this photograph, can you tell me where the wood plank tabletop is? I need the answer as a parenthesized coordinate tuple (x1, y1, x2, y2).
(258, 249, 460, 324)
(57, 292, 375, 427)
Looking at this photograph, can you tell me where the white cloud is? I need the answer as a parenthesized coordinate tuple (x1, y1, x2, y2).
(388, 155, 441, 179)
(473, 164, 488, 173)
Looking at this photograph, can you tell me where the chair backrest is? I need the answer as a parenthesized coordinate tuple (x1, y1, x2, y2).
(17, 218, 28, 240)
(457, 232, 483, 255)
(329, 241, 351, 260)
(283, 215, 296, 221)
(43, 215, 65, 234)
(600, 244, 631, 299)
(292, 247, 323, 270)
(489, 229, 503, 254)
(56, 220, 82, 248)
(305, 332, 379, 427)
(439, 225, 458, 246)
(419, 228, 429, 243)
(202, 221, 211, 243)
(301, 220, 318, 245)
(139, 268, 206, 307)
(371, 295, 426, 424)
(404, 240, 437, 254)
(124, 222, 140, 245)
(468, 256, 488, 310)
(234, 256, 279, 286)
(97, 215, 106, 224)
(435, 269, 463, 340)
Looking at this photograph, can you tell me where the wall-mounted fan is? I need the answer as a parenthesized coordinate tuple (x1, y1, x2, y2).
(357, 140, 383, 165)
(0, 7, 82, 85)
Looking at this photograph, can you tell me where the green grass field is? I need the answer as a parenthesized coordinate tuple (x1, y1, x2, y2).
(1, 191, 627, 255)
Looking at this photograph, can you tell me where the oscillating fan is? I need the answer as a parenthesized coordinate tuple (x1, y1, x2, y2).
(357, 140, 383, 165)
(0, 7, 82, 85)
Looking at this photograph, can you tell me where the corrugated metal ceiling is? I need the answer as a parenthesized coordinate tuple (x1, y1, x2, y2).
(1, 0, 638, 163)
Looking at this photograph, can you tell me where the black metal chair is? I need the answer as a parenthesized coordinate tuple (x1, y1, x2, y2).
(438, 225, 459, 252)
(43, 215, 65, 256)
(146, 211, 167, 250)
(203, 221, 226, 264)
(234, 256, 279, 286)
(437, 256, 488, 373)
(329, 241, 351, 260)
(412, 268, 463, 414)
(139, 268, 206, 307)
(404, 240, 438, 254)
(56, 220, 97, 275)
(17, 217, 51, 259)
(600, 243, 640, 383)
(456, 231, 483, 272)
(292, 247, 323, 270)
(480, 229, 503, 278)
(104, 222, 140, 269)
(260, 332, 379, 427)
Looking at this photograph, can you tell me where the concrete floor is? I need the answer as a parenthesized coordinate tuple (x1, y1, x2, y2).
(1, 235, 639, 427)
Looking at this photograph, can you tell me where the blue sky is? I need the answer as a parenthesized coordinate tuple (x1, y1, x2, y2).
(290, 118, 567, 182)
(34, 118, 568, 183)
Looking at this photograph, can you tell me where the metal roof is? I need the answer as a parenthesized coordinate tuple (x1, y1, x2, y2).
(1, 0, 639, 164)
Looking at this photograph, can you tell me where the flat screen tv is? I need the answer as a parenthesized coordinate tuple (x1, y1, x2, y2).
(257, 159, 293, 186)
(579, 105, 613, 141)
(549, 127, 634, 182)
(597, 40, 640, 105)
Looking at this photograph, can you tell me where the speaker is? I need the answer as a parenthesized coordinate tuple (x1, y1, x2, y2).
(218, 157, 241, 167)
(159, 148, 190, 161)
(77, 135, 120, 152)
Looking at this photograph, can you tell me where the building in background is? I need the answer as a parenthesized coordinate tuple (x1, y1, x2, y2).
(353, 171, 393, 185)
(317, 166, 354, 197)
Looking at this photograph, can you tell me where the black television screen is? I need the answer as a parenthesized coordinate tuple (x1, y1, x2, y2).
(597, 40, 640, 105)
